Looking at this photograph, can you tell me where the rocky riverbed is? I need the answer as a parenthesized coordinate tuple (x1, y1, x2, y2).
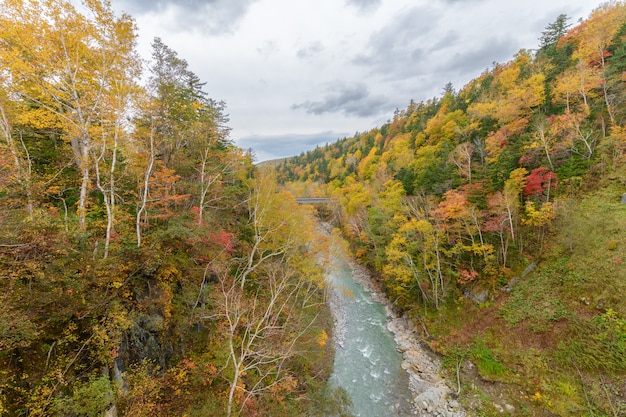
(345, 261, 466, 417)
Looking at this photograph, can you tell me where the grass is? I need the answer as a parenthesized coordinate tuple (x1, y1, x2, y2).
(499, 270, 569, 332)
(430, 174, 626, 416)
(471, 343, 508, 380)
(552, 181, 626, 316)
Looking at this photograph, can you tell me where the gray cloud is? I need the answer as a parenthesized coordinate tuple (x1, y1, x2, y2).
(441, 37, 520, 78)
(440, 0, 487, 3)
(291, 82, 389, 118)
(428, 30, 461, 53)
(296, 42, 324, 59)
(117, 0, 259, 34)
(352, 6, 442, 79)
(257, 40, 278, 57)
(345, 0, 382, 12)
(238, 131, 347, 161)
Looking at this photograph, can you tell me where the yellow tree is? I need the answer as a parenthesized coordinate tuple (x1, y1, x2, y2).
(0, 86, 34, 215)
(380, 132, 413, 171)
(384, 216, 446, 310)
(334, 175, 372, 241)
(213, 170, 325, 416)
(522, 200, 556, 252)
(90, 0, 142, 256)
(468, 51, 545, 162)
(0, 0, 141, 230)
(423, 105, 467, 146)
(552, 63, 600, 113)
(563, 2, 626, 125)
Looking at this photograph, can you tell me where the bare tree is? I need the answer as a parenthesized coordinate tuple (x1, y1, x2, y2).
(136, 120, 156, 248)
(208, 171, 324, 416)
(449, 142, 474, 182)
(218, 259, 322, 416)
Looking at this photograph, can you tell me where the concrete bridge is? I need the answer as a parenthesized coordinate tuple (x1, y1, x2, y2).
(295, 198, 333, 204)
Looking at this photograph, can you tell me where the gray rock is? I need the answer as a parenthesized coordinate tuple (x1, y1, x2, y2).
(470, 289, 489, 304)
(621, 193, 626, 204)
(521, 262, 536, 277)
(503, 263, 536, 292)
(104, 405, 117, 417)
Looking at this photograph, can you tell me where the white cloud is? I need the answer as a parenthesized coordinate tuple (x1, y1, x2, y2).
(114, 0, 602, 161)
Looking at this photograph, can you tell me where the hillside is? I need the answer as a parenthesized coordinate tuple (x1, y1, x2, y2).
(276, 5, 626, 416)
(0, 1, 346, 415)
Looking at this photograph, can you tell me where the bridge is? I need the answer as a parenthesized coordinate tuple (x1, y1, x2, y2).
(295, 198, 333, 204)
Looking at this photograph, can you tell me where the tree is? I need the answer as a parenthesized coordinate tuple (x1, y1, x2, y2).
(217, 258, 322, 416)
(530, 116, 555, 170)
(523, 167, 557, 201)
(522, 200, 556, 251)
(539, 14, 571, 52)
(449, 142, 474, 183)
(468, 53, 544, 163)
(189, 103, 235, 225)
(0, 92, 34, 215)
(384, 216, 446, 310)
(89, 7, 142, 256)
(143, 38, 234, 228)
(484, 168, 526, 265)
(212, 171, 324, 416)
(334, 175, 372, 241)
(433, 188, 494, 278)
(135, 109, 156, 248)
(148, 37, 214, 169)
(563, 3, 626, 125)
(0, 0, 141, 230)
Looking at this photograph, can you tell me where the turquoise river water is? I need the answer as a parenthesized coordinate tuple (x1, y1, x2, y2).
(327, 251, 415, 416)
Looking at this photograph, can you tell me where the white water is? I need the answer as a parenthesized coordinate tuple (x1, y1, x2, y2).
(327, 251, 415, 416)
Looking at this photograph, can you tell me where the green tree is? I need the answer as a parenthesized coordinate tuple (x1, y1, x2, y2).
(539, 14, 571, 52)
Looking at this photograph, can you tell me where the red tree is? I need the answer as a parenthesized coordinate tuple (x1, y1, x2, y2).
(523, 167, 557, 199)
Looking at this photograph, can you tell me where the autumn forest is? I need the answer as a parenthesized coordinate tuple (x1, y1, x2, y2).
(275, 3, 626, 416)
(1, 0, 344, 415)
(1, 0, 626, 416)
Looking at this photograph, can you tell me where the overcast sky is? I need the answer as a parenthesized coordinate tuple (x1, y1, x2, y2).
(110, 0, 603, 161)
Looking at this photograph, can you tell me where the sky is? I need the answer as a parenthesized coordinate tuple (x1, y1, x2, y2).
(109, 0, 603, 162)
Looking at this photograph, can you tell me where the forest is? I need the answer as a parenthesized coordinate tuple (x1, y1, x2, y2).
(0, 0, 348, 415)
(275, 4, 626, 416)
(2, 0, 626, 416)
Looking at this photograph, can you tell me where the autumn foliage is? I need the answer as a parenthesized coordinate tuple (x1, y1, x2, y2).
(274, 3, 626, 415)
(0, 1, 337, 415)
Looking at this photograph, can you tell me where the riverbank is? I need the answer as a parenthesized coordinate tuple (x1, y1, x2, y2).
(347, 260, 466, 417)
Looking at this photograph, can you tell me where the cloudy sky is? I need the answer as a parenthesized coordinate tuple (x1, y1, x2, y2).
(110, 0, 602, 161)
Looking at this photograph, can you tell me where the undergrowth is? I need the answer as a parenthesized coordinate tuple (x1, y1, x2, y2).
(430, 180, 626, 416)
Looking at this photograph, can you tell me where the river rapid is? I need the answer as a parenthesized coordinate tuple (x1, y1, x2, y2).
(324, 231, 466, 417)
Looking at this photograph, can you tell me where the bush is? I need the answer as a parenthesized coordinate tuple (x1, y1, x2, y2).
(471, 343, 508, 380)
(53, 375, 113, 417)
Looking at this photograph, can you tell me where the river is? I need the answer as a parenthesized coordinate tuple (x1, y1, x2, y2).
(326, 246, 415, 416)
(323, 231, 466, 417)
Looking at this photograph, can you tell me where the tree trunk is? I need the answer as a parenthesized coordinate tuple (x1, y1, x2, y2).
(0, 105, 33, 215)
(78, 142, 90, 230)
(137, 124, 155, 247)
